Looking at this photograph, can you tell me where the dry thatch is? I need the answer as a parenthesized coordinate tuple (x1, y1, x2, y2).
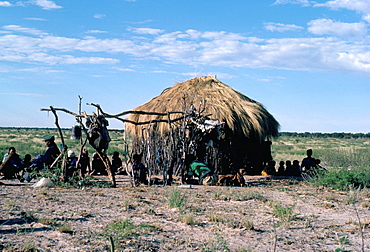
(126, 76, 279, 142)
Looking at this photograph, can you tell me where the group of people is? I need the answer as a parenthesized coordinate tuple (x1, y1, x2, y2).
(65, 149, 124, 178)
(86, 151, 148, 185)
(0, 135, 61, 181)
(262, 149, 324, 177)
(262, 159, 302, 177)
(0, 134, 150, 185)
(1, 133, 323, 185)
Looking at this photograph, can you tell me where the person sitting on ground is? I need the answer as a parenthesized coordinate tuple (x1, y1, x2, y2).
(301, 149, 316, 173)
(284, 160, 293, 176)
(66, 150, 78, 178)
(91, 152, 107, 175)
(291, 160, 302, 177)
(32, 135, 61, 170)
(261, 160, 276, 176)
(76, 148, 90, 178)
(0, 147, 23, 179)
(277, 160, 285, 176)
(314, 159, 325, 169)
(132, 154, 148, 185)
(22, 154, 32, 169)
(21, 154, 33, 182)
(188, 156, 213, 185)
(313, 159, 326, 172)
(111, 151, 122, 175)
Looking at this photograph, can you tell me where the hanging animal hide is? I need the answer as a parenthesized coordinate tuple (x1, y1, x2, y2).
(86, 115, 111, 151)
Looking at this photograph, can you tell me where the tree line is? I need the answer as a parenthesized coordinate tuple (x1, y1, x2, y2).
(279, 132, 370, 139)
(1, 127, 369, 139)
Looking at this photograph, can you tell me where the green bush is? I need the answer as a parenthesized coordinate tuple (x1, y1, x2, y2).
(309, 166, 370, 190)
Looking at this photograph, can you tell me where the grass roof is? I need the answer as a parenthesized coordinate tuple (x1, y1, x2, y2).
(126, 76, 279, 141)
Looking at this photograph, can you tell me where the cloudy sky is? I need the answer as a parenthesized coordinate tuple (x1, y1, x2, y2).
(0, 0, 369, 133)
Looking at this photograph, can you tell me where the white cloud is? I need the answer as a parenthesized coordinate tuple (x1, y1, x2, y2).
(0, 92, 47, 97)
(364, 14, 370, 23)
(314, 0, 370, 12)
(24, 17, 47, 21)
(3, 25, 48, 36)
(314, 0, 370, 22)
(85, 30, 108, 34)
(264, 22, 304, 32)
(27, 53, 119, 65)
(308, 18, 368, 38)
(31, 0, 62, 10)
(112, 67, 135, 72)
(0, 1, 12, 7)
(15, 67, 63, 73)
(1, 26, 370, 75)
(93, 14, 105, 19)
(273, 0, 311, 6)
(129, 27, 164, 35)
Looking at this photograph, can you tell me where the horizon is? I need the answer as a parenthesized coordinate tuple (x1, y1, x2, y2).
(1, 126, 369, 135)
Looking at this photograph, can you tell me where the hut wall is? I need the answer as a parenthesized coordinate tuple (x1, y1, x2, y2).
(129, 123, 269, 177)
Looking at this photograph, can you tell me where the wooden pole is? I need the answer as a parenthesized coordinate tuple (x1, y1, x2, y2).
(50, 106, 68, 181)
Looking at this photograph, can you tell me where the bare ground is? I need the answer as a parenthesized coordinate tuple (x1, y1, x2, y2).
(0, 175, 369, 252)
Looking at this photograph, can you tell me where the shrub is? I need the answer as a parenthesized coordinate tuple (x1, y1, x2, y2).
(309, 166, 370, 190)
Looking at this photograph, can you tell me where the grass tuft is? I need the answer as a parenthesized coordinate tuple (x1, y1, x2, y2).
(271, 202, 297, 226)
(167, 187, 187, 210)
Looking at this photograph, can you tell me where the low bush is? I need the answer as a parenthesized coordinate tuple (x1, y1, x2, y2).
(309, 166, 370, 190)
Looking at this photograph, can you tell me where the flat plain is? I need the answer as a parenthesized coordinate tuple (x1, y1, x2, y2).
(0, 128, 369, 251)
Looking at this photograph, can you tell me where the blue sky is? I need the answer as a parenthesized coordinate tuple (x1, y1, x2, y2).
(0, 0, 369, 133)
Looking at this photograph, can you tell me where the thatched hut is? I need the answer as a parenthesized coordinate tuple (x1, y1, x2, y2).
(126, 76, 279, 179)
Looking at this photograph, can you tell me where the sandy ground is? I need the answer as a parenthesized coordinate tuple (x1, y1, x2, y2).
(0, 175, 369, 252)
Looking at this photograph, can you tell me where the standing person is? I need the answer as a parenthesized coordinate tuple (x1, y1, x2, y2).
(0, 147, 23, 179)
(32, 135, 61, 170)
(261, 140, 273, 167)
(76, 148, 91, 177)
(132, 154, 148, 185)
